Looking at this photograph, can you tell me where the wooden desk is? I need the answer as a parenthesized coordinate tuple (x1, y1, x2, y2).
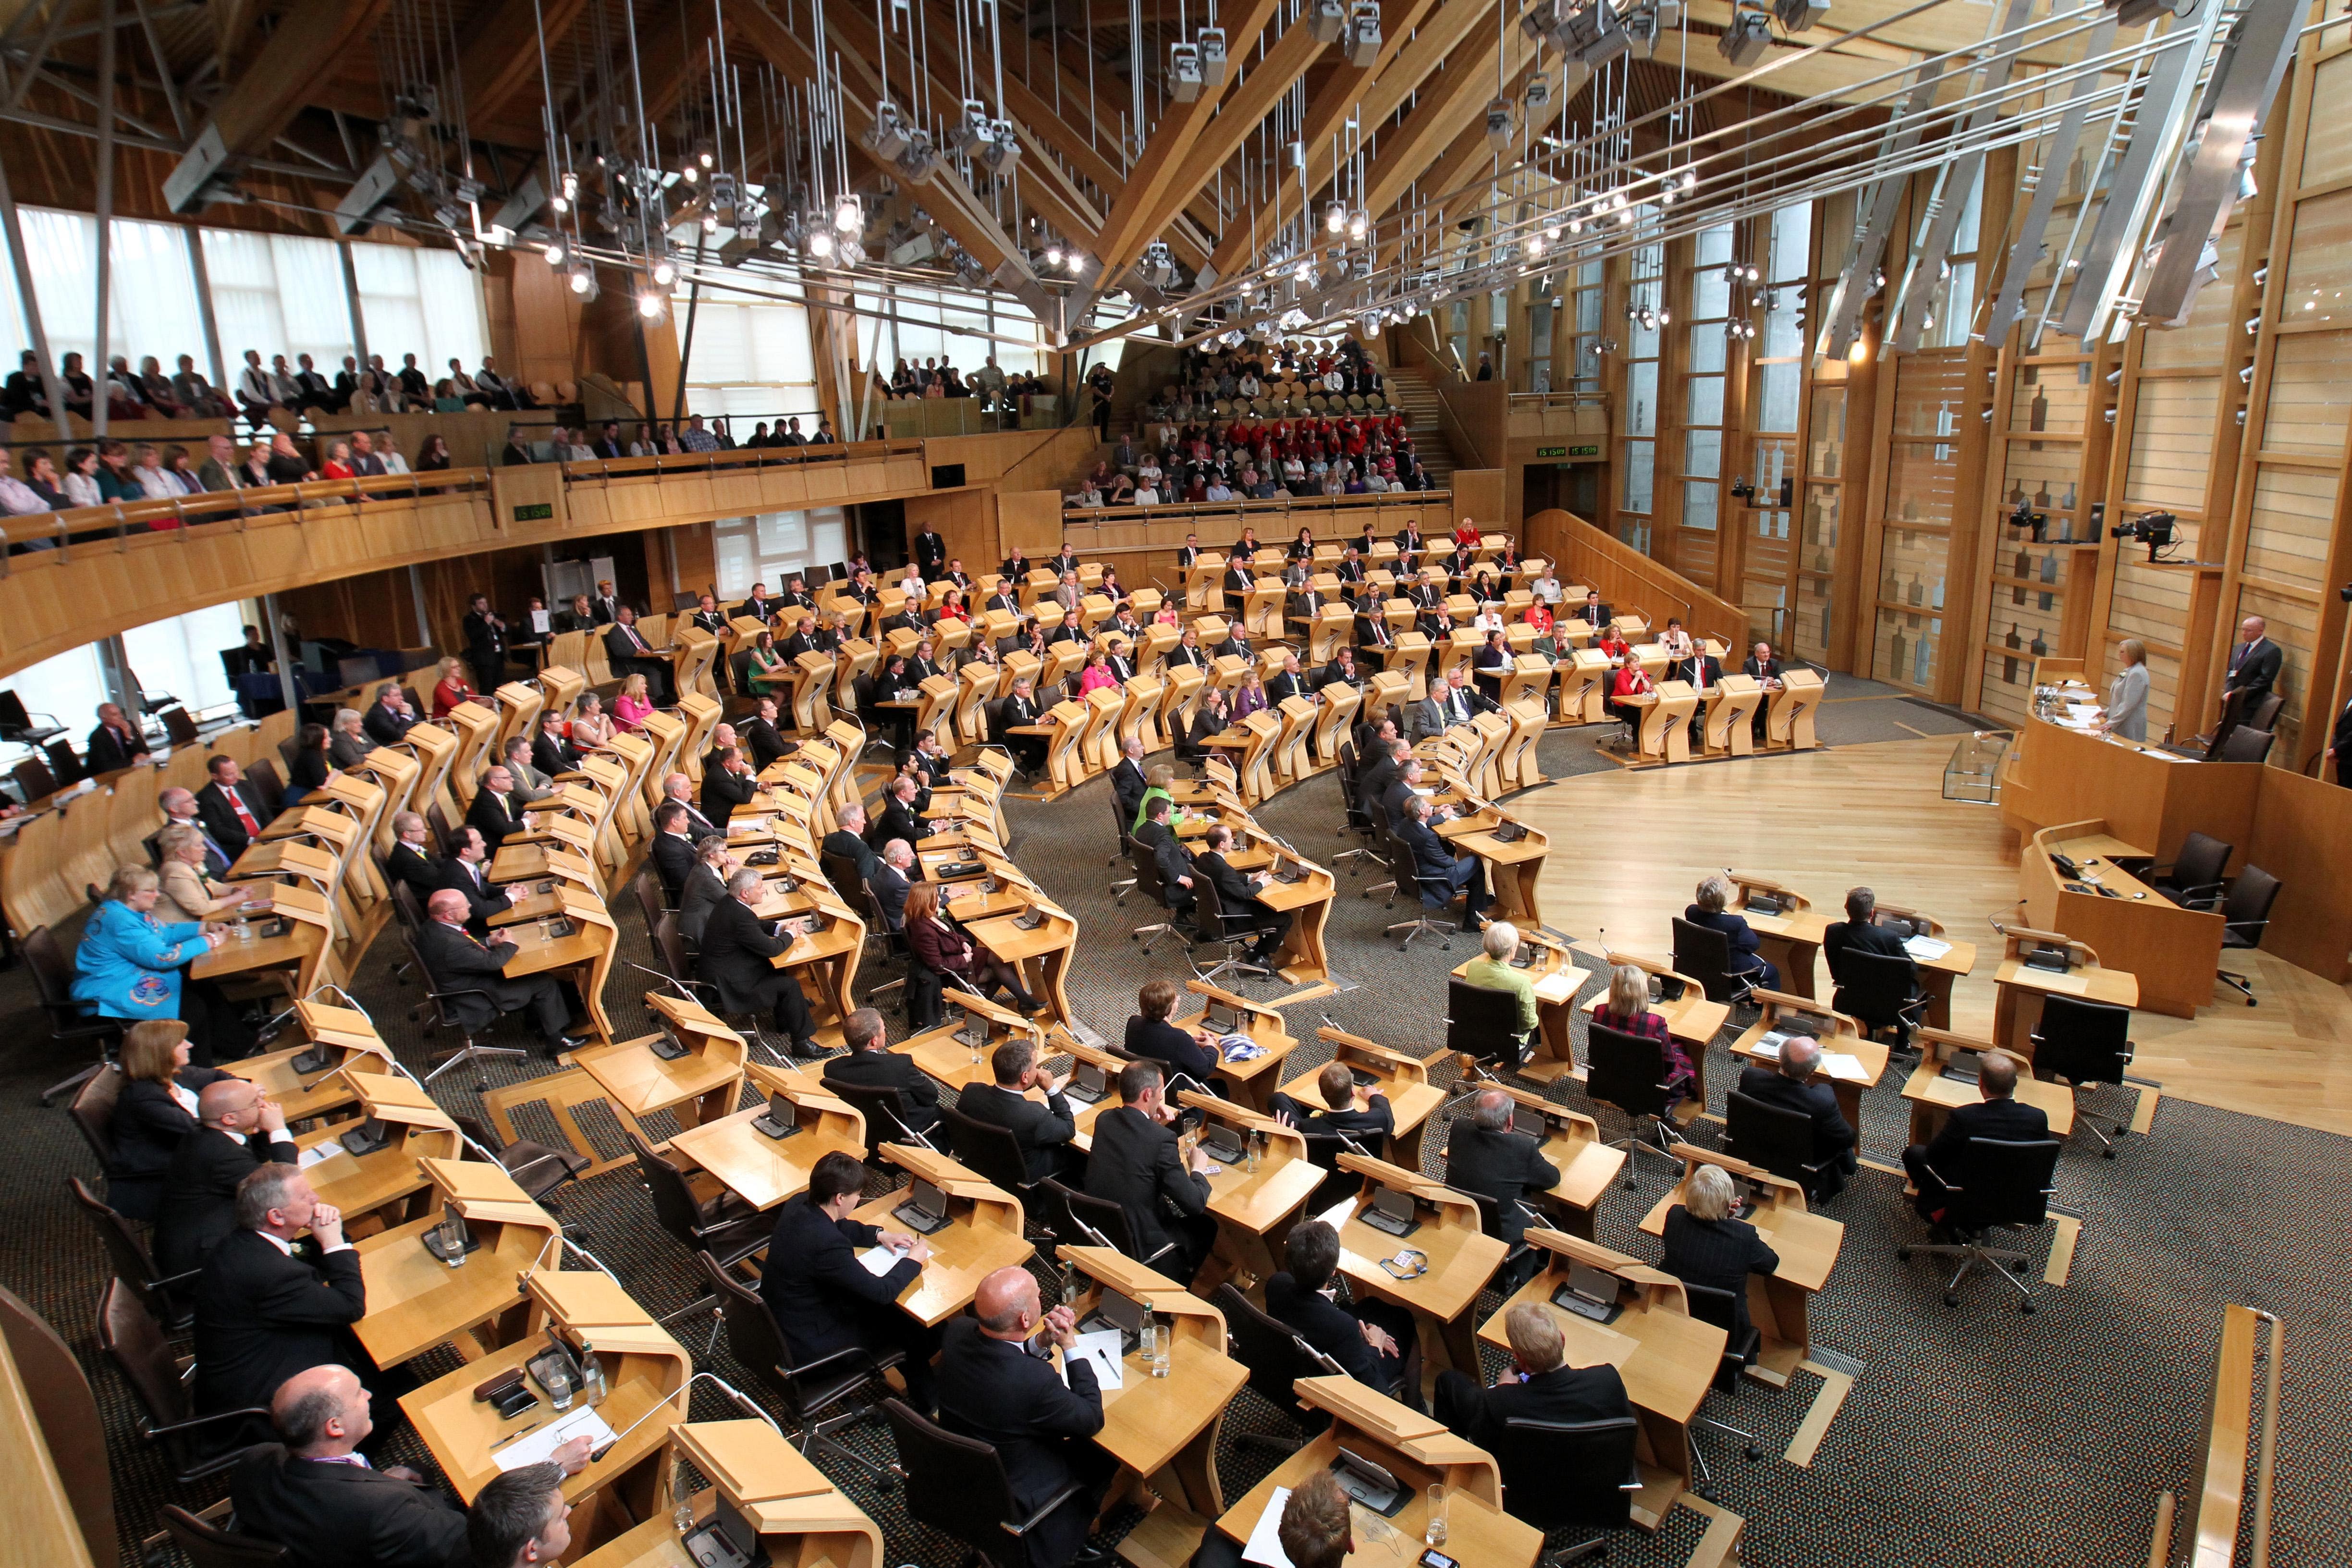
(1701, 674, 1763, 755)
(1435, 810, 1550, 928)
(189, 888, 331, 994)
(1221, 840, 1336, 987)
(1331, 1153, 1508, 1376)
(1456, 932, 1589, 1083)
(1990, 939, 2140, 1060)
(1735, 903, 1831, 1000)
(2021, 821, 2217, 1018)
(1213, 1377, 1540, 1568)
(1764, 668, 1823, 750)
(216, 998, 396, 1125)
(569, 991, 749, 1137)
(1580, 951, 1729, 1054)
(402, 1268, 689, 1555)
(351, 1158, 559, 1370)
(1997, 706, 2261, 861)
(568, 1420, 882, 1568)
(296, 1074, 459, 1233)
(1059, 1247, 1245, 1519)
(1175, 1091, 1323, 1289)
(1181, 980, 1301, 1110)
(1288, 1027, 1446, 1168)
(667, 1072, 867, 1212)
(1726, 993, 1889, 1132)
(848, 1144, 1032, 1325)
(1901, 1028, 2076, 1143)
(1635, 1145, 1842, 1384)
(1482, 1231, 1724, 1526)
(1444, 1083, 1627, 1241)
(1629, 680, 1699, 764)
(964, 898, 1079, 1028)
(498, 891, 619, 1041)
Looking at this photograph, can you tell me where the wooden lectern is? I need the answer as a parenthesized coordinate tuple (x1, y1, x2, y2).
(1703, 673, 1764, 755)
(1767, 667, 1824, 749)
(1634, 679, 1700, 764)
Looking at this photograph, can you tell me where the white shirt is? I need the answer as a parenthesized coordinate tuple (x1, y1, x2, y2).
(381, 453, 410, 474)
(62, 471, 102, 508)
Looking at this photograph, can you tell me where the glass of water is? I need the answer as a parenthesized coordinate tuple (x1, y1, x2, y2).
(1151, 1317, 1172, 1379)
(543, 1363, 573, 1412)
(1424, 1483, 1448, 1547)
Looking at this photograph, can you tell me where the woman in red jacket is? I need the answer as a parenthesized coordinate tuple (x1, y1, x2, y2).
(903, 883, 1042, 1013)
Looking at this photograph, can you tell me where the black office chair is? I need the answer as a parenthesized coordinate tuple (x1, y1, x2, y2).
(824, 1078, 935, 1160)
(100, 1280, 272, 1483)
(2030, 993, 2137, 1156)
(1380, 824, 1461, 950)
(1671, 916, 1758, 1007)
(1211, 1282, 1350, 1455)
(630, 866, 672, 932)
(698, 1252, 898, 1484)
(1127, 838, 1188, 955)
(451, 1115, 590, 1209)
(70, 1176, 197, 1330)
(1042, 1177, 1178, 1272)
(1582, 1021, 1683, 1183)
(939, 1103, 1052, 1235)
(1187, 876, 1272, 985)
(1331, 747, 1382, 875)
(65, 1060, 122, 1171)
(1492, 1415, 1642, 1563)
(1678, 1280, 1765, 1475)
(623, 1129, 770, 1348)
(1897, 1136, 2063, 1311)
(28, 924, 125, 1104)
(159, 1505, 289, 1568)
(819, 849, 868, 907)
(1723, 1088, 1832, 1195)
(1290, 1127, 1370, 1209)
(881, 1397, 1089, 1567)
(1107, 787, 1136, 877)
(2218, 724, 2275, 763)
(1357, 791, 1398, 902)
(1446, 978, 1532, 1072)
(1460, 1188, 1543, 1297)
(2215, 864, 2281, 1004)
(401, 926, 530, 1090)
(1831, 949, 1926, 1051)
(2146, 831, 2233, 908)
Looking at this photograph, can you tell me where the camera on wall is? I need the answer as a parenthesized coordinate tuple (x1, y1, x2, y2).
(2338, 582, 2352, 603)
(2009, 495, 2047, 542)
(2110, 509, 2176, 561)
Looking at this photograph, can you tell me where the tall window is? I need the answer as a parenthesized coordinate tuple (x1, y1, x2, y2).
(1565, 260, 1604, 393)
(1680, 224, 1735, 538)
(712, 510, 851, 596)
(200, 230, 357, 369)
(350, 245, 491, 376)
(855, 284, 1050, 380)
(677, 280, 824, 426)
(1922, 179, 1982, 349)
(11, 601, 249, 730)
(1620, 241, 1664, 552)
(1740, 205, 1813, 644)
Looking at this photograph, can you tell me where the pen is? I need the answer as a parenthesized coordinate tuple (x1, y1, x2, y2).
(493, 1416, 548, 1449)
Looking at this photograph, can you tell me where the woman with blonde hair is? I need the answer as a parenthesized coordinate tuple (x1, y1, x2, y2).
(429, 654, 473, 718)
(612, 671, 654, 732)
(1591, 962, 1697, 1107)
(156, 823, 260, 926)
(104, 1019, 235, 1220)
(1656, 1162, 1780, 1344)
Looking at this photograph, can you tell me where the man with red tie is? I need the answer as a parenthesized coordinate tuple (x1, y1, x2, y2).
(195, 754, 274, 862)
(416, 889, 582, 1055)
(601, 605, 675, 704)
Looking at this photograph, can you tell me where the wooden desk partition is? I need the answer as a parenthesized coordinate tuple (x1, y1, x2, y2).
(1998, 710, 2262, 865)
(579, 1419, 885, 1568)
(297, 1073, 460, 1232)
(217, 999, 398, 1124)
(2020, 821, 2220, 1018)
(848, 1144, 1032, 1325)
(1173, 1090, 1320, 1288)
(352, 1157, 560, 1370)
(1765, 668, 1823, 750)
(1332, 1152, 1507, 1375)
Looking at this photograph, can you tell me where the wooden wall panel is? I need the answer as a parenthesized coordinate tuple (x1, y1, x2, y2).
(2125, 378, 2222, 512)
(2260, 333, 2352, 457)
(2243, 466, 2341, 591)
(2139, 229, 2247, 371)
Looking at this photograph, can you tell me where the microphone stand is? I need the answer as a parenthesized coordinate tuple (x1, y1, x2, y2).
(590, 1370, 778, 1463)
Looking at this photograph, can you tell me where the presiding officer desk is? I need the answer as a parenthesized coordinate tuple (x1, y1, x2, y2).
(1635, 1144, 1842, 1386)
(2019, 821, 2214, 1018)
(571, 1419, 884, 1568)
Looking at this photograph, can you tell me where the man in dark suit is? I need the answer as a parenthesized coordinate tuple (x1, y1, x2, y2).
(1355, 603, 1396, 662)
(602, 608, 674, 704)
(1396, 795, 1491, 925)
(760, 1149, 937, 1405)
(736, 582, 780, 624)
(432, 827, 516, 938)
(823, 801, 883, 884)
(466, 765, 531, 851)
(912, 523, 947, 579)
(1084, 1061, 1216, 1284)
(1268, 1060, 1396, 1148)
(996, 678, 1048, 774)
(1392, 523, 1426, 567)
(1577, 589, 1613, 629)
(1317, 647, 1362, 693)
(687, 594, 728, 637)
(416, 889, 579, 1051)
(1195, 823, 1290, 966)
(1263, 1220, 1421, 1405)
(1822, 884, 1920, 1040)
(657, 773, 723, 840)
(1742, 640, 1786, 739)
(1901, 1049, 2049, 1225)
(1174, 534, 1200, 570)
(867, 841, 915, 933)
(1134, 797, 1194, 917)
(933, 1267, 1115, 1568)
(461, 595, 508, 693)
(1108, 738, 1149, 828)
(153, 1078, 299, 1276)
(1736, 1027, 1856, 1199)
(1357, 736, 1408, 818)
(743, 697, 793, 770)
(868, 774, 929, 849)
(957, 1038, 1079, 1184)
(1433, 1300, 1633, 1452)
(1445, 1090, 1561, 1291)
(363, 684, 418, 747)
(676, 838, 732, 945)
(822, 1007, 937, 1136)
(196, 754, 274, 861)
(229, 1364, 488, 1568)
(86, 701, 148, 773)
(2222, 613, 2283, 729)
(999, 548, 1032, 582)
(701, 745, 758, 827)
(1264, 651, 1310, 706)
(697, 870, 817, 1054)
(649, 802, 698, 897)
(191, 1164, 373, 1417)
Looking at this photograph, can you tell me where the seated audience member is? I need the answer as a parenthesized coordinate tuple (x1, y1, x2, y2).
(1084, 1060, 1218, 1282)
(676, 834, 735, 945)
(760, 1148, 938, 1406)
(1443, 1089, 1560, 1291)
(1123, 977, 1222, 1087)
(1459, 920, 1538, 1066)
(104, 1019, 228, 1221)
(192, 1165, 378, 1418)
(1901, 1048, 2050, 1229)
(904, 882, 1041, 1013)
(1686, 872, 1779, 990)
(1433, 1301, 1633, 1451)
(196, 753, 274, 861)
(696, 870, 820, 1055)
(154, 1076, 299, 1276)
(1395, 795, 1491, 925)
(466, 1459, 585, 1568)
(1186, 1473, 1355, 1568)
(1264, 1220, 1422, 1407)
(865, 838, 915, 933)
(1591, 961, 1698, 1110)
(416, 888, 582, 1055)
(821, 1006, 938, 1135)
(1268, 1059, 1395, 1147)
(956, 1037, 1079, 1184)
(1657, 1164, 1780, 1346)
(74, 864, 226, 1060)
(1735, 1026, 1856, 1199)
(1823, 884, 1923, 1045)
(932, 1267, 1116, 1568)
(230, 1363, 515, 1568)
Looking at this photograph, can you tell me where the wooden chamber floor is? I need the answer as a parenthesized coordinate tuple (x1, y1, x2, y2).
(1513, 735, 2352, 1138)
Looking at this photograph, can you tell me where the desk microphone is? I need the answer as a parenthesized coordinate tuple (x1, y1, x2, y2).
(589, 1371, 775, 1462)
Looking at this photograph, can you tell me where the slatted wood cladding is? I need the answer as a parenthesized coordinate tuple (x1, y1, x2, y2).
(1869, 350, 1969, 689)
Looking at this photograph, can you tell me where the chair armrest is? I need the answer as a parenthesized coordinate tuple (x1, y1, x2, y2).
(785, 1342, 885, 1380)
(152, 1267, 204, 1292)
(141, 1405, 272, 1442)
(1004, 1479, 1091, 1537)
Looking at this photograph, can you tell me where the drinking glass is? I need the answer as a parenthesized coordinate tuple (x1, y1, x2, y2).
(1424, 1483, 1448, 1547)
(543, 1364, 573, 1412)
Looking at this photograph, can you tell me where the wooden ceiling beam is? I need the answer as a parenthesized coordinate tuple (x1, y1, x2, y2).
(459, 0, 591, 128)
(196, 0, 386, 159)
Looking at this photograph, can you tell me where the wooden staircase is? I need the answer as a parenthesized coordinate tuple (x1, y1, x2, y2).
(1380, 364, 1458, 490)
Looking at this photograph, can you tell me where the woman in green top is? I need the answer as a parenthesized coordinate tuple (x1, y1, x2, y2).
(745, 628, 792, 694)
(1133, 761, 1176, 833)
(1460, 920, 1541, 1065)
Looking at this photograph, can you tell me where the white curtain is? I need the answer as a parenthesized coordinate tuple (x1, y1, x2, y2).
(711, 508, 849, 596)
(199, 229, 353, 371)
(676, 286, 824, 428)
(0, 210, 205, 376)
(353, 243, 486, 375)
(6, 600, 246, 742)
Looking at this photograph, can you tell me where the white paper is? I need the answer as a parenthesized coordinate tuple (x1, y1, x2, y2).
(1241, 1486, 1298, 1568)
(491, 1405, 614, 1471)
(1061, 1330, 1125, 1391)
(858, 1245, 901, 1278)
(1821, 1051, 1871, 1083)
(530, 610, 551, 634)
(298, 1139, 343, 1168)
(1751, 1033, 1786, 1058)
(1903, 935, 1953, 961)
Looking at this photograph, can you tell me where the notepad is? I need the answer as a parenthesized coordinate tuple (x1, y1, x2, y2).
(491, 1405, 614, 1471)
(297, 1140, 343, 1168)
(1241, 1488, 1298, 1567)
(1821, 1051, 1872, 1083)
(858, 1246, 902, 1278)
(1903, 935, 1953, 961)
(1060, 1330, 1125, 1391)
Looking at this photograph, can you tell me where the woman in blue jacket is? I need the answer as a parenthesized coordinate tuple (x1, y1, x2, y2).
(75, 864, 224, 1056)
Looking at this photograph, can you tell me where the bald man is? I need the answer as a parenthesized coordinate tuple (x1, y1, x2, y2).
(933, 1267, 1115, 1568)
(152, 784, 232, 875)
(414, 888, 580, 1054)
(153, 1076, 299, 1275)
